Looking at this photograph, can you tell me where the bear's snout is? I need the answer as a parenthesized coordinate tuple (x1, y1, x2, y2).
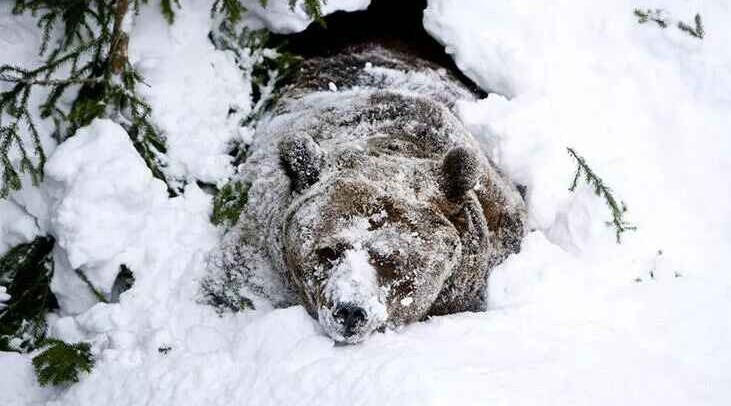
(333, 303, 368, 338)
(315, 248, 387, 343)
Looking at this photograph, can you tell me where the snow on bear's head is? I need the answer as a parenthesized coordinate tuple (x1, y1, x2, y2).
(279, 133, 476, 343)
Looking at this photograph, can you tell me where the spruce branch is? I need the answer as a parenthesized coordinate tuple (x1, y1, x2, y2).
(0, 236, 56, 353)
(32, 339, 95, 386)
(0, 76, 104, 86)
(567, 147, 637, 243)
(209, 18, 300, 167)
(1, 0, 175, 198)
(209, 20, 301, 127)
(211, 0, 248, 23)
(295, 0, 325, 23)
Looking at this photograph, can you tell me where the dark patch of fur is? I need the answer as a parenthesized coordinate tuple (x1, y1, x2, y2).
(441, 147, 480, 202)
(279, 135, 324, 193)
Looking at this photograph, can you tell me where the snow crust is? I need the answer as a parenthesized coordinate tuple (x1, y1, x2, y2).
(1, 0, 731, 405)
(240, 0, 371, 34)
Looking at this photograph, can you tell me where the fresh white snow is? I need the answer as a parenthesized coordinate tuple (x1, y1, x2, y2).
(240, 0, 371, 34)
(2, 0, 731, 405)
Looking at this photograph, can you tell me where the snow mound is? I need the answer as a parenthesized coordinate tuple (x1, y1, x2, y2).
(241, 0, 371, 34)
(129, 1, 251, 185)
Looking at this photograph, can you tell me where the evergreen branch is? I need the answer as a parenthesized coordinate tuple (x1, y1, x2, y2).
(209, 20, 301, 126)
(0, 236, 56, 353)
(567, 147, 637, 243)
(2, 0, 176, 198)
(0, 76, 104, 86)
(210, 0, 247, 23)
(634, 8, 667, 28)
(677, 13, 704, 39)
(634, 9, 705, 40)
(159, 0, 181, 24)
(32, 339, 94, 386)
(299, 0, 325, 23)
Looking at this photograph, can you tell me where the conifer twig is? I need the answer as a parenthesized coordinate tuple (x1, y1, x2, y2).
(1, 0, 174, 198)
(567, 147, 637, 243)
(32, 339, 94, 386)
(0, 77, 104, 86)
(677, 13, 704, 39)
(634, 8, 668, 28)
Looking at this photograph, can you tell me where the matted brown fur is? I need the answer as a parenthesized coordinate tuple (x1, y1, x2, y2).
(217, 44, 527, 343)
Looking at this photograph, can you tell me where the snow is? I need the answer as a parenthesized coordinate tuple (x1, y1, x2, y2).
(0, 199, 39, 255)
(1, 0, 731, 405)
(44, 119, 173, 313)
(0, 286, 9, 309)
(128, 1, 251, 185)
(0, 352, 52, 404)
(241, 0, 371, 34)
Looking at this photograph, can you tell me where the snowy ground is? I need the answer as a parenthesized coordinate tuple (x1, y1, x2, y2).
(2, 0, 731, 405)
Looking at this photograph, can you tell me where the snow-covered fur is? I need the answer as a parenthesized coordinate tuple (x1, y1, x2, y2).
(216, 45, 527, 343)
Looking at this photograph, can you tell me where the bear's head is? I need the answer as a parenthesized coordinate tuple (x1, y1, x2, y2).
(279, 134, 481, 343)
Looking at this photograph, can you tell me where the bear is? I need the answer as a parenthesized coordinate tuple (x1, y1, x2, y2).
(208, 44, 527, 344)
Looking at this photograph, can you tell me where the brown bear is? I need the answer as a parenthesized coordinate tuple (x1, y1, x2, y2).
(209, 45, 527, 344)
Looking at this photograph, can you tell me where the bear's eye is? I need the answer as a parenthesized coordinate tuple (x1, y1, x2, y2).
(369, 251, 400, 280)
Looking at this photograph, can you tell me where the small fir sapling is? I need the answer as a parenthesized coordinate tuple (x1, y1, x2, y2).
(567, 147, 636, 243)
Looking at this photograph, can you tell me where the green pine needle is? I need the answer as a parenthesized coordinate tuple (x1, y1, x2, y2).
(159, 0, 181, 24)
(32, 339, 95, 386)
(567, 147, 637, 243)
(634, 8, 705, 40)
(633, 8, 668, 29)
(211, 180, 249, 227)
(2, 0, 175, 198)
(677, 13, 705, 39)
(0, 236, 56, 353)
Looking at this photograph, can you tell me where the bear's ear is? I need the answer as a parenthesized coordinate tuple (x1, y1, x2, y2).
(441, 146, 480, 201)
(279, 134, 324, 193)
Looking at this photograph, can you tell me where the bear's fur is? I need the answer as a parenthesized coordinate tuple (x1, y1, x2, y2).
(212, 45, 527, 343)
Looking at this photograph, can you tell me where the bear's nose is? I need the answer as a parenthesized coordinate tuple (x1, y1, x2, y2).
(333, 303, 367, 336)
